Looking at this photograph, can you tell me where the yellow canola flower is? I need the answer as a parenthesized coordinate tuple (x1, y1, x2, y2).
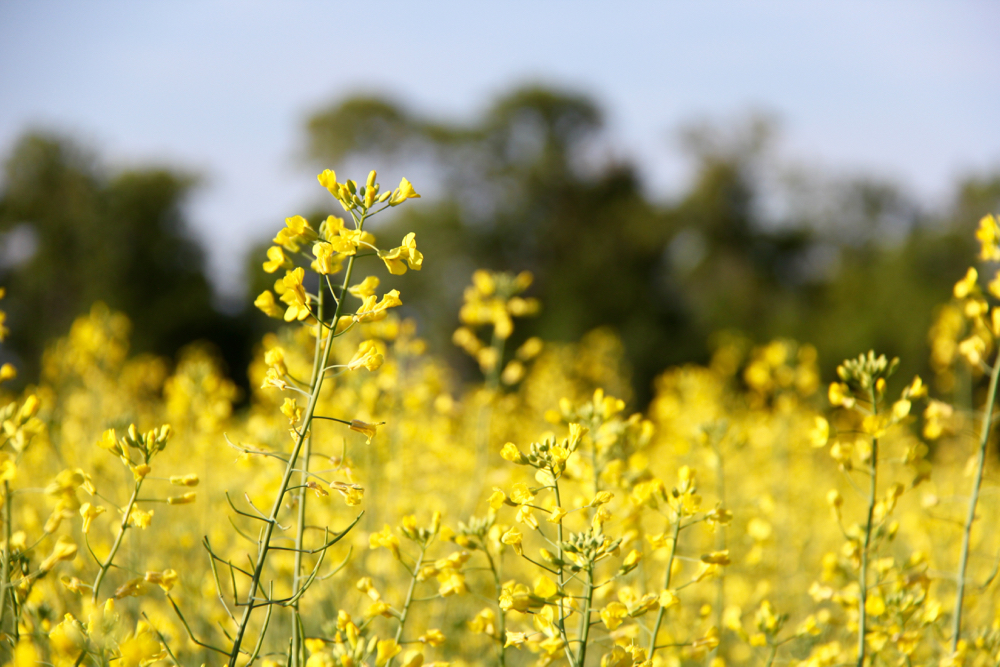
(328, 227, 376, 256)
(500, 442, 527, 464)
(419, 629, 445, 647)
(976, 214, 1000, 261)
(49, 614, 87, 661)
(167, 492, 197, 505)
(318, 169, 339, 196)
(515, 505, 538, 529)
(128, 507, 154, 529)
(117, 621, 165, 667)
(500, 527, 523, 555)
(369, 524, 401, 559)
(169, 474, 199, 486)
(263, 246, 293, 273)
(254, 290, 284, 319)
(389, 177, 421, 206)
(40, 535, 78, 572)
(809, 416, 829, 448)
(378, 233, 424, 275)
(311, 241, 344, 275)
(274, 215, 318, 252)
(828, 382, 855, 408)
(953, 267, 979, 299)
(354, 290, 402, 324)
(348, 340, 384, 372)
(144, 569, 178, 592)
(349, 419, 379, 444)
(279, 268, 311, 322)
(509, 482, 534, 505)
(600, 601, 629, 630)
(349, 275, 380, 299)
(0, 363, 15, 382)
(376, 639, 402, 667)
(13, 639, 40, 667)
(80, 503, 105, 534)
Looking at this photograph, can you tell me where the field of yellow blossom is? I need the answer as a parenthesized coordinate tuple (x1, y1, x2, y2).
(0, 171, 997, 667)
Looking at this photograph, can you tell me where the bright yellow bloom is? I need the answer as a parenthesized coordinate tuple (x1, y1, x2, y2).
(376, 639, 402, 667)
(263, 246, 293, 273)
(500, 527, 523, 555)
(509, 482, 534, 505)
(311, 241, 344, 275)
(128, 507, 154, 529)
(117, 621, 165, 667)
(533, 576, 558, 599)
(389, 177, 420, 206)
(167, 492, 196, 505)
(0, 363, 15, 382)
(379, 233, 424, 274)
(953, 267, 979, 298)
(274, 215, 318, 252)
(354, 290, 402, 324)
(254, 290, 284, 319)
(659, 589, 679, 609)
(419, 629, 445, 647)
(809, 416, 829, 447)
(169, 474, 199, 486)
(513, 506, 536, 530)
(976, 214, 1000, 261)
(40, 535, 78, 572)
(279, 268, 311, 322)
(349, 419, 379, 444)
(80, 503, 105, 534)
(600, 601, 629, 630)
(348, 340, 384, 372)
(369, 524, 401, 559)
(144, 569, 178, 592)
(348, 275, 380, 299)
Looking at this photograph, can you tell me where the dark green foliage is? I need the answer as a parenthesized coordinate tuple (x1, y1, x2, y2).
(304, 86, 1000, 405)
(0, 132, 254, 390)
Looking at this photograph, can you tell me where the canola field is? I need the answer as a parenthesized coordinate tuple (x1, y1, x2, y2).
(0, 171, 998, 667)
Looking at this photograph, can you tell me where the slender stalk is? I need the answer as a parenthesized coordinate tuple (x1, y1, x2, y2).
(552, 478, 576, 667)
(951, 353, 1000, 652)
(92, 478, 143, 603)
(648, 510, 682, 658)
(856, 386, 880, 667)
(483, 545, 507, 667)
(0, 481, 12, 645)
(290, 289, 325, 667)
(574, 565, 595, 667)
(227, 242, 360, 666)
(387, 545, 426, 667)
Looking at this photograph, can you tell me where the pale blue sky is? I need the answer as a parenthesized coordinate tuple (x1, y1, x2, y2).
(2, 1, 998, 300)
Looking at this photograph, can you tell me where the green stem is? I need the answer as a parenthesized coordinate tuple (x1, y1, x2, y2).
(951, 352, 1000, 652)
(228, 241, 361, 666)
(0, 480, 12, 647)
(856, 386, 879, 667)
(647, 511, 682, 658)
(388, 546, 426, 667)
(483, 545, 507, 667)
(575, 565, 595, 667)
(91, 478, 143, 603)
(290, 289, 325, 667)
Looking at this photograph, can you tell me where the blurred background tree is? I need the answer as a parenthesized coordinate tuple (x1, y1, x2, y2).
(0, 132, 256, 386)
(3, 85, 999, 406)
(300, 84, 1000, 404)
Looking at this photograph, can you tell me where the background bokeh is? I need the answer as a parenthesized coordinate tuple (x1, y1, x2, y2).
(2, 1, 1000, 405)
